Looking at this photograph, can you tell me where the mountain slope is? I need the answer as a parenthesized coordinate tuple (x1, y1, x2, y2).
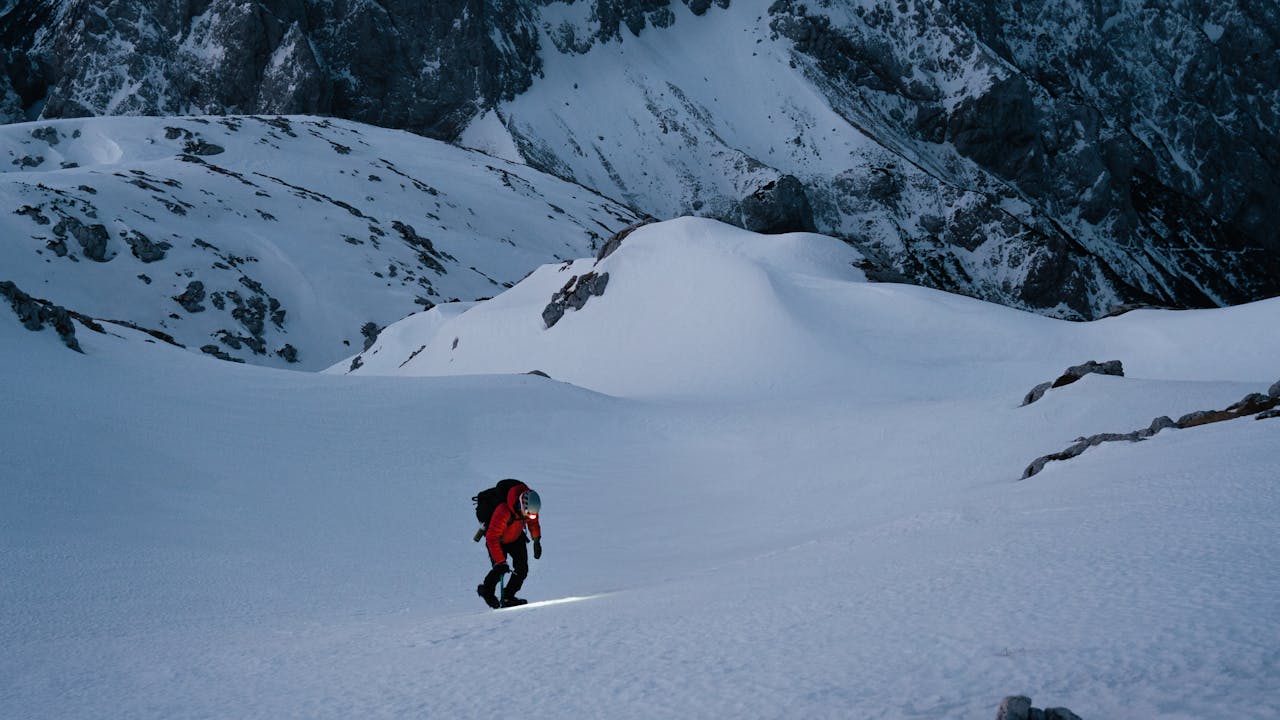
(4, 218, 1279, 718)
(5, 0, 1276, 319)
(0, 115, 640, 368)
(485, 0, 1280, 318)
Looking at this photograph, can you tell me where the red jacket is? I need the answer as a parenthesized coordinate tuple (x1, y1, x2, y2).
(486, 484, 541, 564)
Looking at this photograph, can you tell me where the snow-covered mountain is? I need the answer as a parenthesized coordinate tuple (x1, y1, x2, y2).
(4, 217, 1278, 718)
(4, 0, 1276, 318)
(0, 115, 639, 368)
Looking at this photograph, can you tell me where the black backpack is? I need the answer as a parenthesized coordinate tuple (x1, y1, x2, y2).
(473, 478, 526, 526)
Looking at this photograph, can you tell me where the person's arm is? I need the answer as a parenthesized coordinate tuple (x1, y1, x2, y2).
(486, 506, 510, 564)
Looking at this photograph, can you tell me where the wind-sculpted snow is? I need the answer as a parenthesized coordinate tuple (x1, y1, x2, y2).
(345, 217, 1280, 401)
(0, 115, 640, 368)
(4, 224, 1280, 716)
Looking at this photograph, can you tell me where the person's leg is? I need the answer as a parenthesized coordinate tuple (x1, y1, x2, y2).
(503, 540, 529, 599)
(478, 553, 508, 608)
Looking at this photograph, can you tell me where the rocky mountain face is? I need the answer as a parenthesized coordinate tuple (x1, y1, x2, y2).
(2, 0, 1276, 319)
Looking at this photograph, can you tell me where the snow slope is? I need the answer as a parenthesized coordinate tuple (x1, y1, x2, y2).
(0, 115, 640, 369)
(3, 219, 1278, 718)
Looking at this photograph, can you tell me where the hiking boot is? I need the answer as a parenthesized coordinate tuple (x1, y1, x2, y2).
(477, 584, 500, 609)
(500, 595, 528, 608)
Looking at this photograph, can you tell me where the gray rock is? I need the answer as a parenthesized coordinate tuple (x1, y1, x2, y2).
(1145, 415, 1177, 435)
(1044, 708, 1083, 720)
(52, 216, 111, 262)
(275, 343, 298, 363)
(123, 230, 172, 262)
(996, 696, 1032, 720)
(173, 281, 206, 313)
(30, 126, 59, 144)
(1177, 409, 1233, 429)
(1021, 381, 1052, 406)
(1053, 360, 1124, 388)
(1023, 360, 1124, 405)
(361, 322, 382, 351)
(1268, 379, 1280, 399)
(543, 271, 610, 328)
(0, 280, 84, 352)
(737, 174, 816, 235)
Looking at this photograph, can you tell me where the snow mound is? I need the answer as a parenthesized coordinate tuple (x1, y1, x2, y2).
(347, 217, 1280, 399)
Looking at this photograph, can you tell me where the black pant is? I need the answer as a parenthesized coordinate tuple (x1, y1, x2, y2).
(482, 536, 528, 598)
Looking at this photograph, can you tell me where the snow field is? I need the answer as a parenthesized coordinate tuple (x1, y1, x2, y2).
(3, 218, 1279, 718)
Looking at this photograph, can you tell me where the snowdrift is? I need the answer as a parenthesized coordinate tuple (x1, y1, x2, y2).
(345, 217, 1280, 399)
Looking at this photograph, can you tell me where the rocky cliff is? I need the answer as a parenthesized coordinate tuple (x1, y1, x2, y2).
(3, 0, 1276, 318)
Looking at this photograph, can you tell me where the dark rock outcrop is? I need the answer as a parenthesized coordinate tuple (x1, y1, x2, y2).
(996, 695, 1083, 720)
(123, 230, 172, 262)
(52, 216, 111, 262)
(596, 220, 652, 263)
(0, 0, 546, 140)
(543, 271, 610, 328)
(173, 281, 206, 313)
(1, 280, 85, 352)
(736, 174, 816, 235)
(360, 321, 382, 351)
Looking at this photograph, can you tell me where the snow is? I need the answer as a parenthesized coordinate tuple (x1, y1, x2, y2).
(456, 110, 524, 165)
(0, 115, 639, 369)
(3, 218, 1279, 719)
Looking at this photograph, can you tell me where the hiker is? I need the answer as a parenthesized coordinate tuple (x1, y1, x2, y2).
(476, 480, 542, 608)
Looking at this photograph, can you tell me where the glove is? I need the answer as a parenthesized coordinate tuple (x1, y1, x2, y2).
(492, 561, 510, 575)
(533, 538, 542, 560)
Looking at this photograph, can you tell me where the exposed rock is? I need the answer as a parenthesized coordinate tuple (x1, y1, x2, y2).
(15, 205, 50, 225)
(275, 343, 298, 363)
(200, 344, 244, 363)
(526, 369, 550, 378)
(183, 138, 225, 156)
(737, 174, 816, 234)
(1021, 382, 1053, 407)
(360, 321, 382, 351)
(995, 696, 1032, 720)
(1269, 379, 1280, 399)
(1026, 387, 1280, 477)
(123, 230, 172, 262)
(596, 220, 652, 262)
(996, 696, 1081, 720)
(391, 220, 449, 274)
(543, 271, 610, 328)
(52, 216, 111, 262)
(30, 126, 59, 144)
(172, 281, 206, 313)
(1, 280, 84, 352)
(1052, 360, 1124, 389)
(1022, 360, 1124, 405)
